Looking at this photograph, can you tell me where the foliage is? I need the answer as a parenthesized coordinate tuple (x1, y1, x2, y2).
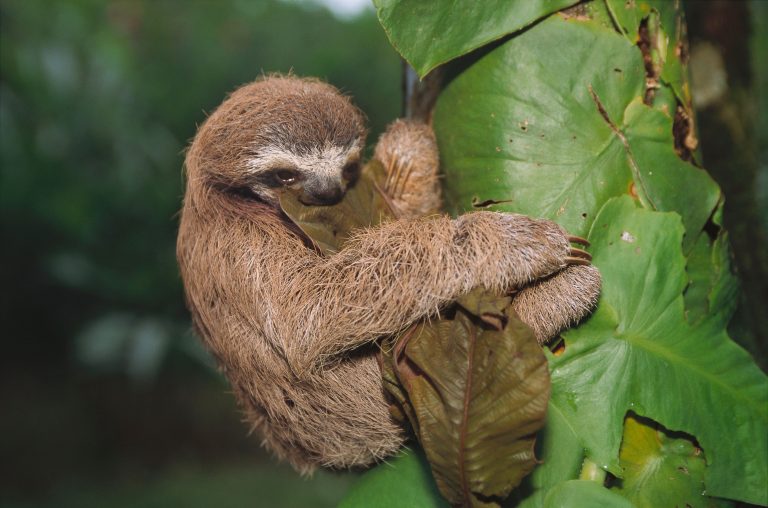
(339, 450, 448, 508)
(345, 0, 768, 506)
(374, 0, 580, 77)
(380, 291, 549, 507)
(611, 413, 728, 508)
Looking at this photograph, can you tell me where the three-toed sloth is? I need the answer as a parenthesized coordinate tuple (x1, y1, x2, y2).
(177, 75, 601, 473)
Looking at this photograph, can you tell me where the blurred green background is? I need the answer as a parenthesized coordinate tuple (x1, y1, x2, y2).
(1, 1, 399, 506)
(0, 1, 764, 507)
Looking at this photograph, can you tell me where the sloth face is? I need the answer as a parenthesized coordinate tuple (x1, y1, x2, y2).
(190, 76, 367, 207)
(246, 140, 363, 206)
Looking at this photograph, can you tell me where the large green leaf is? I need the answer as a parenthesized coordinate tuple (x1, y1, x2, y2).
(433, 14, 719, 251)
(338, 450, 448, 508)
(549, 196, 768, 505)
(362, 3, 763, 507)
(510, 399, 585, 508)
(543, 480, 634, 508)
(373, 0, 579, 77)
(382, 291, 550, 507)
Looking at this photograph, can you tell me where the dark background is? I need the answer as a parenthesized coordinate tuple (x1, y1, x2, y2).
(1, 1, 764, 507)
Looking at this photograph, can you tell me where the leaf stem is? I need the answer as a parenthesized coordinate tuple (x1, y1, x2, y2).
(579, 458, 607, 484)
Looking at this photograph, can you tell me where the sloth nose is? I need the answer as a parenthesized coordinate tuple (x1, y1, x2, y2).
(301, 182, 344, 206)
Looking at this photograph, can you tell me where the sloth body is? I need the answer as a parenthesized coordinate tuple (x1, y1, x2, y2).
(177, 76, 601, 473)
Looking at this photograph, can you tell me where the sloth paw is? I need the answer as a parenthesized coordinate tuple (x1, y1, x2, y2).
(510, 264, 602, 344)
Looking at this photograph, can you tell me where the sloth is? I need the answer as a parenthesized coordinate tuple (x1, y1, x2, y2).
(176, 75, 601, 473)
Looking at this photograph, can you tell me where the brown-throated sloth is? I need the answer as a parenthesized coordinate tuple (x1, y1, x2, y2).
(177, 75, 601, 474)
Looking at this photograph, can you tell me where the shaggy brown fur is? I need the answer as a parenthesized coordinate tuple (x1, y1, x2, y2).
(375, 119, 442, 217)
(177, 75, 600, 473)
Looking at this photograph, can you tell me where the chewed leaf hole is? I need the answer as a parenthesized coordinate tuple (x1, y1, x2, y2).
(673, 104, 698, 162)
(550, 337, 566, 356)
(611, 412, 708, 504)
(472, 197, 514, 208)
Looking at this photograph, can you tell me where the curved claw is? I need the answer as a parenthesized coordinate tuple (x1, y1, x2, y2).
(569, 247, 592, 261)
(565, 256, 592, 266)
(567, 235, 590, 247)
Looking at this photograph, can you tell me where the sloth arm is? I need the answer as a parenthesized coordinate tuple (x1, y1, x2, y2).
(373, 120, 601, 345)
(278, 211, 573, 373)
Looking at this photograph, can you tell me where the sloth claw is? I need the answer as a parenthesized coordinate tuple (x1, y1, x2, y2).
(565, 256, 592, 266)
(567, 235, 590, 247)
(569, 247, 592, 261)
(565, 246, 592, 266)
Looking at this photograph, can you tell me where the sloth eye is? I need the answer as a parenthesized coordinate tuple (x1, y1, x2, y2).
(342, 162, 361, 182)
(272, 169, 300, 186)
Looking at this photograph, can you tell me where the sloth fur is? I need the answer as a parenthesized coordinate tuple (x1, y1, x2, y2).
(176, 75, 601, 473)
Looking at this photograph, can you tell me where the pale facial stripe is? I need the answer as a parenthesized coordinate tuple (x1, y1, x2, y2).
(246, 141, 362, 182)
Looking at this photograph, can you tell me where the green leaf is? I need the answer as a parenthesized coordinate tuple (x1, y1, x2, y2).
(684, 229, 715, 324)
(620, 98, 716, 251)
(433, 14, 719, 250)
(705, 231, 739, 327)
(338, 449, 449, 508)
(373, 0, 580, 77)
(605, 0, 691, 107)
(511, 398, 585, 508)
(543, 480, 634, 508)
(611, 413, 734, 508)
(684, 215, 739, 328)
(549, 196, 768, 505)
(383, 291, 550, 506)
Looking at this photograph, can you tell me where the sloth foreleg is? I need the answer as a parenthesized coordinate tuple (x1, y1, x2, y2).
(277, 211, 580, 374)
(373, 119, 601, 346)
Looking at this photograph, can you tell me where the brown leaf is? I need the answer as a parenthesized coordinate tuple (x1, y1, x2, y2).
(388, 294, 550, 508)
(279, 160, 396, 255)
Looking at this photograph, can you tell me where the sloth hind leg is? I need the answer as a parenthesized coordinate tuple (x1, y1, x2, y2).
(510, 264, 602, 344)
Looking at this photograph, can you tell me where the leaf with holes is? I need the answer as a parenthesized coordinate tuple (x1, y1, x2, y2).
(605, 0, 691, 108)
(433, 14, 718, 252)
(548, 196, 767, 505)
(610, 413, 733, 508)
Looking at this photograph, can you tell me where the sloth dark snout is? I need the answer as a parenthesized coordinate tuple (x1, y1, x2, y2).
(300, 181, 345, 206)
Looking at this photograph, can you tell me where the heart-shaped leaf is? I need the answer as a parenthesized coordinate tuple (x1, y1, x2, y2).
(549, 196, 767, 505)
(433, 15, 719, 252)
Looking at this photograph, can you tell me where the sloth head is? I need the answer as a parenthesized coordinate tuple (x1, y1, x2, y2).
(187, 75, 367, 206)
